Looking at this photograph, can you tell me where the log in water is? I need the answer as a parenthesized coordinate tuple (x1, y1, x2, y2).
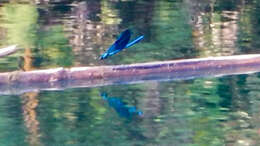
(1, 54, 260, 95)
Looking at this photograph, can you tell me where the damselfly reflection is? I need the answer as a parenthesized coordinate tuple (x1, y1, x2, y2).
(101, 93, 143, 119)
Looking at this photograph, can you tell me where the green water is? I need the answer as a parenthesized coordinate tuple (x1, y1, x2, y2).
(1, 0, 260, 145)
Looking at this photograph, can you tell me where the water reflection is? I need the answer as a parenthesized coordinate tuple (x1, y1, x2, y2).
(21, 92, 41, 146)
(0, 0, 260, 70)
(101, 93, 143, 119)
(1, 73, 260, 145)
(187, 0, 240, 57)
(1, 0, 260, 145)
(0, 2, 73, 71)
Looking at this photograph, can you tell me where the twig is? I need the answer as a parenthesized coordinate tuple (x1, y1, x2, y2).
(0, 45, 20, 57)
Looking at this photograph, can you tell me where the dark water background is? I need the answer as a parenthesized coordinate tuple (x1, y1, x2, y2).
(1, 0, 260, 145)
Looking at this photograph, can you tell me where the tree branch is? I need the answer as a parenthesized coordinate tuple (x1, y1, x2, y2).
(0, 45, 20, 57)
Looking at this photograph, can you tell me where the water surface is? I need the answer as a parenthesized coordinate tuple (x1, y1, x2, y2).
(1, 0, 260, 145)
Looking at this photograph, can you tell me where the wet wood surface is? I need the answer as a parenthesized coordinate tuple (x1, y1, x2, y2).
(1, 54, 260, 95)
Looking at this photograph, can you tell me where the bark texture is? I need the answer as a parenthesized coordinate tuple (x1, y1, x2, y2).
(1, 54, 260, 95)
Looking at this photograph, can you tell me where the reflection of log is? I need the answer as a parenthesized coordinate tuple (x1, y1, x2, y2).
(0, 45, 20, 57)
(2, 54, 260, 95)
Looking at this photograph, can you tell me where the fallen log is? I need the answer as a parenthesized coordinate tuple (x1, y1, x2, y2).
(1, 54, 260, 95)
(0, 45, 20, 57)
